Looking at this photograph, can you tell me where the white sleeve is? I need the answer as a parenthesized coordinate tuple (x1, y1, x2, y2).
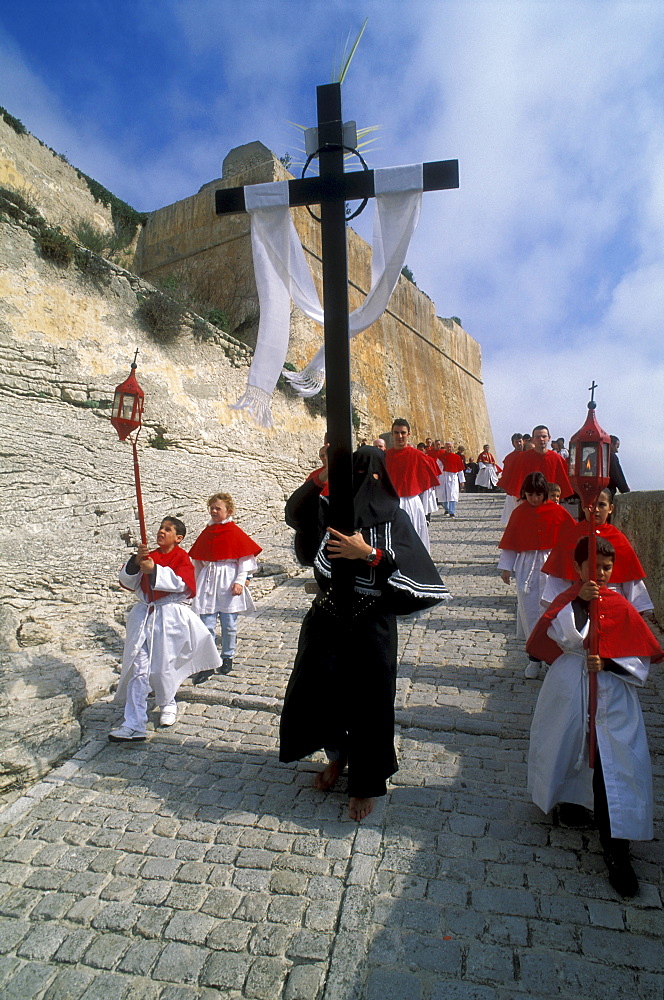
(191, 559, 208, 579)
(541, 575, 569, 606)
(234, 554, 259, 585)
(153, 565, 190, 594)
(618, 580, 654, 614)
(606, 655, 650, 686)
(458, 471, 465, 483)
(119, 561, 142, 593)
(497, 550, 517, 572)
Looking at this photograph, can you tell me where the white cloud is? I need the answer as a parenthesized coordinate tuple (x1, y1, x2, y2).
(1, 1, 662, 486)
(485, 341, 664, 492)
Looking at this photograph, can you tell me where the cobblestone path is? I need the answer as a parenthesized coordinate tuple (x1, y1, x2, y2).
(1, 494, 663, 999)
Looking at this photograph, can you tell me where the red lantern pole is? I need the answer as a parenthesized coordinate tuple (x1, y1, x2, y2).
(131, 437, 147, 545)
(111, 351, 147, 545)
(586, 502, 599, 767)
(568, 382, 611, 769)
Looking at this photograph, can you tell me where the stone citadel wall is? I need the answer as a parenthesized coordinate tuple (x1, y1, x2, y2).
(135, 141, 494, 449)
(0, 120, 493, 793)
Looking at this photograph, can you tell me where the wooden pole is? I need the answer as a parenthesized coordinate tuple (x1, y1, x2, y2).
(587, 504, 599, 769)
(131, 435, 148, 546)
(316, 83, 354, 539)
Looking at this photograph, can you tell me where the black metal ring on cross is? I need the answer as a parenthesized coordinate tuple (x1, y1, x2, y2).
(301, 146, 370, 222)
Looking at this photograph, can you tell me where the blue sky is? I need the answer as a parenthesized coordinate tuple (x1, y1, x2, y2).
(1, 0, 663, 488)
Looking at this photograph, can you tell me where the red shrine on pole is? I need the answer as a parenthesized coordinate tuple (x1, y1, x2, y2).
(111, 351, 148, 545)
(567, 382, 611, 768)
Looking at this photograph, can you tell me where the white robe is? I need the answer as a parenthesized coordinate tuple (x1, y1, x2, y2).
(436, 470, 465, 504)
(528, 602, 653, 840)
(419, 487, 438, 516)
(115, 562, 221, 710)
(399, 495, 430, 551)
(542, 575, 654, 614)
(500, 494, 517, 526)
(192, 555, 258, 615)
(476, 462, 499, 489)
(497, 548, 551, 640)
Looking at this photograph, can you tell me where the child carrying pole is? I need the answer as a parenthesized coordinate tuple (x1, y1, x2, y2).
(110, 516, 221, 741)
(527, 536, 663, 898)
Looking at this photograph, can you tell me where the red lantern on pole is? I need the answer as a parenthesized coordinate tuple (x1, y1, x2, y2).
(111, 351, 148, 545)
(567, 382, 611, 768)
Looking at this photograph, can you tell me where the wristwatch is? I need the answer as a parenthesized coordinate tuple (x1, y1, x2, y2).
(365, 546, 377, 562)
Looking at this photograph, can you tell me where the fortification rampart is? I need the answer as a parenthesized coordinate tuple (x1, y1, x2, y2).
(135, 141, 494, 450)
(613, 492, 664, 625)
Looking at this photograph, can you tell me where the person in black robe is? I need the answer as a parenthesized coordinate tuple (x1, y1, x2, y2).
(608, 436, 630, 494)
(279, 445, 449, 821)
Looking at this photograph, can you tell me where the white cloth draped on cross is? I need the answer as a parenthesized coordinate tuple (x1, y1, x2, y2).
(231, 164, 424, 427)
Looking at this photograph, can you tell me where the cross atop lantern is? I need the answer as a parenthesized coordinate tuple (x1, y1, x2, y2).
(110, 350, 148, 544)
(111, 350, 145, 442)
(568, 381, 611, 508)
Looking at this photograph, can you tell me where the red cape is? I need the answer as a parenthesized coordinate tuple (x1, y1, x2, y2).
(540, 521, 646, 584)
(439, 452, 465, 473)
(385, 446, 440, 497)
(526, 582, 664, 665)
(499, 450, 520, 485)
(499, 449, 574, 498)
(423, 452, 443, 477)
(307, 466, 329, 496)
(141, 544, 197, 601)
(498, 500, 575, 551)
(188, 521, 262, 562)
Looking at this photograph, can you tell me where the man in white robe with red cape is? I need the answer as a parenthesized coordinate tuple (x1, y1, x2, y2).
(436, 442, 466, 517)
(499, 425, 573, 503)
(385, 418, 439, 551)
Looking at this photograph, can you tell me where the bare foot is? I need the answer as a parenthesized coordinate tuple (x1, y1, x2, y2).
(313, 760, 342, 791)
(348, 796, 374, 821)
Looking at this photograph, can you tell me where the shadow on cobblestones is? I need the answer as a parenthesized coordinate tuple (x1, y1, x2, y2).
(1, 496, 662, 1000)
(355, 497, 664, 1000)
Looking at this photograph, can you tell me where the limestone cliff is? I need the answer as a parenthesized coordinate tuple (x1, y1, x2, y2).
(0, 216, 322, 792)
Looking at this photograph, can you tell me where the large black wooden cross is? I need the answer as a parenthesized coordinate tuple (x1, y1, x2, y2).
(216, 82, 458, 537)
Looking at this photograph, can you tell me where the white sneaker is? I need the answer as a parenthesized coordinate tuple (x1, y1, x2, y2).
(109, 726, 147, 742)
(160, 707, 177, 727)
(524, 661, 541, 679)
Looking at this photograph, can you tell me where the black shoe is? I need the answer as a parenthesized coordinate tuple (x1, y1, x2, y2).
(558, 802, 593, 827)
(192, 669, 215, 686)
(604, 844, 638, 898)
(217, 657, 233, 675)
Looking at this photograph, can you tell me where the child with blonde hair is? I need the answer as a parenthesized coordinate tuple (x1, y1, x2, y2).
(189, 492, 262, 683)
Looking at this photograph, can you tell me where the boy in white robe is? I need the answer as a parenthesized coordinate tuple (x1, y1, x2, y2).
(527, 535, 663, 897)
(110, 517, 220, 741)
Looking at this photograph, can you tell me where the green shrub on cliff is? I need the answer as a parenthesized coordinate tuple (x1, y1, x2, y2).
(136, 290, 184, 343)
(35, 226, 76, 265)
(0, 106, 27, 135)
(75, 172, 148, 244)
